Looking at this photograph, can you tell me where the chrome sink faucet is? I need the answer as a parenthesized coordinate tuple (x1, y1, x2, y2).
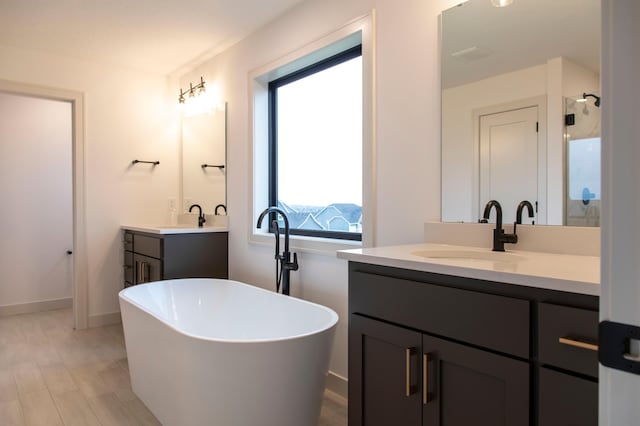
(188, 204, 206, 227)
(482, 200, 517, 252)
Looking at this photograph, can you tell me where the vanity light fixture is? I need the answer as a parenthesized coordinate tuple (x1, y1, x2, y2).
(178, 76, 206, 105)
(179, 77, 223, 116)
(491, 0, 513, 7)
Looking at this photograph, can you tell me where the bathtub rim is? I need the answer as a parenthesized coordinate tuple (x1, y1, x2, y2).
(119, 278, 339, 344)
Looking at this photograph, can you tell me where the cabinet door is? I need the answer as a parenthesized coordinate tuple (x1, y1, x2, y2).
(349, 314, 422, 426)
(133, 253, 162, 284)
(422, 334, 529, 426)
(538, 367, 597, 426)
(163, 232, 228, 279)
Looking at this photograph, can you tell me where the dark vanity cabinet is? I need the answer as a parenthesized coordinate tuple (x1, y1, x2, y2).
(123, 230, 228, 287)
(348, 262, 599, 426)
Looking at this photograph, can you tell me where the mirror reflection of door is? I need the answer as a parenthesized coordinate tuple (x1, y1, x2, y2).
(565, 94, 601, 227)
(479, 106, 539, 225)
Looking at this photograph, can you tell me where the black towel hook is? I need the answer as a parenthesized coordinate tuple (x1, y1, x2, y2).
(132, 159, 160, 166)
(201, 164, 225, 170)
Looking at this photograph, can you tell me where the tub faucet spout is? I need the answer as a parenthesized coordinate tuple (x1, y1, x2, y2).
(256, 207, 298, 295)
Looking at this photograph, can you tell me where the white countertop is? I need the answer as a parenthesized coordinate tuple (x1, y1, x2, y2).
(122, 224, 228, 234)
(337, 243, 600, 296)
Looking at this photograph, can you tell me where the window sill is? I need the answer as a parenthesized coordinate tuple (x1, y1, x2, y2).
(250, 231, 362, 257)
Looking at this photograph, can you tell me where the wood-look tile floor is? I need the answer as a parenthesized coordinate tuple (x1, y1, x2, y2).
(0, 309, 347, 425)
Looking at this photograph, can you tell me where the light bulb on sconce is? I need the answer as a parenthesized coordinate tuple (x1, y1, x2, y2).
(491, 0, 514, 7)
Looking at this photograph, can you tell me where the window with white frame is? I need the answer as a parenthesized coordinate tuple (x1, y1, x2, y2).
(267, 45, 363, 241)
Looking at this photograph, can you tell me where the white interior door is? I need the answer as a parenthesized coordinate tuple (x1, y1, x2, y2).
(479, 106, 539, 224)
(0, 92, 73, 308)
(599, 1, 640, 424)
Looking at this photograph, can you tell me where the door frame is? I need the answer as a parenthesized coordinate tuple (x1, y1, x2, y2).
(600, 0, 640, 424)
(472, 95, 547, 223)
(0, 79, 88, 329)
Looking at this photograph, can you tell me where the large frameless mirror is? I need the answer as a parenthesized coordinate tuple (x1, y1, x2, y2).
(441, 0, 600, 226)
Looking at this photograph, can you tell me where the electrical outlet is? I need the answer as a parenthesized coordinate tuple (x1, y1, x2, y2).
(168, 197, 177, 212)
(183, 198, 193, 212)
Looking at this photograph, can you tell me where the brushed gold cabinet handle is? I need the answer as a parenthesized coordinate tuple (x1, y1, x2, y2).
(141, 262, 149, 282)
(405, 347, 418, 397)
(559, 336, 598, 352)
(423, 353, 429, 405)
(405, 348, 411, 397)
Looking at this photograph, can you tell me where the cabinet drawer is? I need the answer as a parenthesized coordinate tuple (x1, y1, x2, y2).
(538, 302, 598, 377)
(133, 234, 162, 259)
(538, 367, 597, 426)
(350, 271, 530, 358)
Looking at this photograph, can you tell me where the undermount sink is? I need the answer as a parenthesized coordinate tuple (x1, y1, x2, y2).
(154, 224, 203, 229)
(411, 249, 524, 262)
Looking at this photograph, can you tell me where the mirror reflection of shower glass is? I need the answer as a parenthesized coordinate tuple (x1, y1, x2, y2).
(565, 93, 600, 227)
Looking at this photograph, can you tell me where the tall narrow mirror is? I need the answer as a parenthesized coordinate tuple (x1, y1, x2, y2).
(441, 0, 600, 226)
(181, 103, 227, 214)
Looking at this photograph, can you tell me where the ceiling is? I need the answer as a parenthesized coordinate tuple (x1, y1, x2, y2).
(441, 0, 601, 89)
(0, 0, 306, 76)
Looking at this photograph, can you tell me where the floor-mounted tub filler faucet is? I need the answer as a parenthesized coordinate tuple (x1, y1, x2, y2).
(482, 200, 517, 252)
(188, 204, 206, 227)
(256, 207, 299, 296)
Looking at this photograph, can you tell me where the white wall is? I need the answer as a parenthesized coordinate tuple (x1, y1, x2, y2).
(179, 0, 459, 380)
(442, 58, 599, 223)
(0, 45, 180, 321)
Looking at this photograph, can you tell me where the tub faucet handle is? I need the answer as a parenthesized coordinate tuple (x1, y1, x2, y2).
(287, 252, 299, 272)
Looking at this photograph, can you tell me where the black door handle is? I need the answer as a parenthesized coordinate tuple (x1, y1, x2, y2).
(66, 250, 73, 255)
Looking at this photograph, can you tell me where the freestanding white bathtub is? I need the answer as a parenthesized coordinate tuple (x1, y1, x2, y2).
(119, 278, 338, 426)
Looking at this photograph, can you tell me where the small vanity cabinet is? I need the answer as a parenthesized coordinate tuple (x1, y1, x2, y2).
(347, 261, 598, 426)
(123, 229, 228, 287)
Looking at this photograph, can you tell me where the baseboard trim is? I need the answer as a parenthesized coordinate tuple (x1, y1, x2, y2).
(326, 371, 348, 399)
(0, 297, 72, 317)
(88, 312, 122, 328)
